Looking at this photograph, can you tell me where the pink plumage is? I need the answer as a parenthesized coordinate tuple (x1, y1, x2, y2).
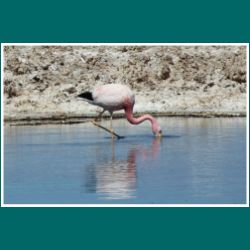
(77, 84, 162, 136)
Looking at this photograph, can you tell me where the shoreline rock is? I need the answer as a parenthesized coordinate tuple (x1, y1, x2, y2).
(4, 111, 246, 126)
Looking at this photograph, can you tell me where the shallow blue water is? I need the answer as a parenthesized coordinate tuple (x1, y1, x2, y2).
(4, 117, 246, 204)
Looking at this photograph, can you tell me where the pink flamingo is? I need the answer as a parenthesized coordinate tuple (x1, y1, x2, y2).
(77, 84, 162, 137)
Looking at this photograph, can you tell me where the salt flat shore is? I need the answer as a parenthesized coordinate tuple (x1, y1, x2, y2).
(3, 45, 247, 125)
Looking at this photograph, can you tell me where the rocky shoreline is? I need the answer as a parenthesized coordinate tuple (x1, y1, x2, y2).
(5, 111, 246, 126)
(3, 45, 247, 125)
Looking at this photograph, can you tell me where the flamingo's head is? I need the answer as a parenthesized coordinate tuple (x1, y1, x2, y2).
(152, 122, 162, 138)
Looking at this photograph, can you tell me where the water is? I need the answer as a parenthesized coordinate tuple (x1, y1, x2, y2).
(4, 117, 246, 205)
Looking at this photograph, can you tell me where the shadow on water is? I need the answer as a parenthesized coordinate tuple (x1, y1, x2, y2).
(30, 134, 181, 148)
(103, 133, 182, 140)
(84, 137, 164, 201)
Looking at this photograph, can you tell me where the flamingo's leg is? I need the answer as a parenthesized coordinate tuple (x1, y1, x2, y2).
(109, 112, 115, 138)
(95, 109, 105, 122)
(110, 112, 113, 130)
(91, 110, 124, 139)
(91, 120, 124, 139)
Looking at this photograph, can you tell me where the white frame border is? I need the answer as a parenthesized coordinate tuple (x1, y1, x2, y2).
(1, 43, 249, 208)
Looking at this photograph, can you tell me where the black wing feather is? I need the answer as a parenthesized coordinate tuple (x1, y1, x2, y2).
(77, 91, 93, 101)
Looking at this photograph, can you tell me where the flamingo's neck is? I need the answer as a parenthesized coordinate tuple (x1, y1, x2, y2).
(124, 104, 159, 133)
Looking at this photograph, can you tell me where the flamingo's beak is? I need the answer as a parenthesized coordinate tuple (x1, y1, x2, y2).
(155, 130, 162, 138)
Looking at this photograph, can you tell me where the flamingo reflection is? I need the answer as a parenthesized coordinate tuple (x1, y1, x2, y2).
(85, 138, 161, 200)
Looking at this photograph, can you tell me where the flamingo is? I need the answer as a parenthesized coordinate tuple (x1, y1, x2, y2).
(77, 84, 162, 137)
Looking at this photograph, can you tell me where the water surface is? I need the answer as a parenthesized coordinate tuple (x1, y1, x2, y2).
(4, 117, 246, 204)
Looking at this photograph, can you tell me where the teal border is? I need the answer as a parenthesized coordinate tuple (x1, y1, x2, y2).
(0, 0, 249, 249)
